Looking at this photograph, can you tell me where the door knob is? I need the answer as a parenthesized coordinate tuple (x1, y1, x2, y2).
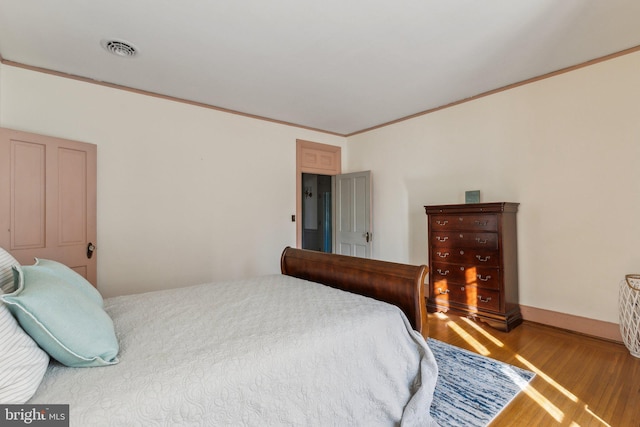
(87, 242, 96, 259)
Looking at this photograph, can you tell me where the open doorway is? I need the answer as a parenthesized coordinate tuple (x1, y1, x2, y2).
(301, 173, 332, 252)
(295, 140, 372, 257)
(296, 140, 341, 250)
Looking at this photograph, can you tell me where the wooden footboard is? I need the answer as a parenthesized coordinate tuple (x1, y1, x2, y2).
(280, 247, 429, 338)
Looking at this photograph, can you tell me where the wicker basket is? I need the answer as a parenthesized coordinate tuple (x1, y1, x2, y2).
(619, 274, 640, 358)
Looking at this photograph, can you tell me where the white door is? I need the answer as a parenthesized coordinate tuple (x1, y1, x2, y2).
(333, 171, 372, 258)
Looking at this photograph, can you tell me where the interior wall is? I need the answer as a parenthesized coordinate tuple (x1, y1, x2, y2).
(0, 64, 346, 297)
(0, 63, 3, 118)
(346, 51, 640, 324)
(2, 52, 638, 325)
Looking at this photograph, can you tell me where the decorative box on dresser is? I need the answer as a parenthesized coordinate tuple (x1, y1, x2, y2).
(424, 202, 521, 331)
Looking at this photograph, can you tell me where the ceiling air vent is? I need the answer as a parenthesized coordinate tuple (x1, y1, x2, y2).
(101, 39, 138, 58)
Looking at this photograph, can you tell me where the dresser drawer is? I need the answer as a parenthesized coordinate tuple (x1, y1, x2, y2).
(471, 287, 501, 311)
(432, 247, 500, 267)
(430, 262, 501, 290)
(432, 282, 468, 303)
(431, 231, 498, 249)
(432, 284, 501, 312)
(431, 214, 498, 232)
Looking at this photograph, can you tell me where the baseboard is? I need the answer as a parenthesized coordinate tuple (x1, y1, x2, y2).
(520, 305, 622, 343)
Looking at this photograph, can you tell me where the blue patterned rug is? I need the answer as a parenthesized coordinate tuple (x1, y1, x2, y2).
(428, 338, 535, 426)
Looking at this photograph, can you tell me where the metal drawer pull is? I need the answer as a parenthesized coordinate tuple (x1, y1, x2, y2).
(437, 269, 450, 275)
(474, 220, 488, 226)
(475, 237, 488, 244)
(436, 251, 450, 258)
(478, 296, 492, 303)
(436, 236, 449, 242)
(436, 220, 449, 225)
(476, 255, 491, 262)
(477, 275, 492, 281)
(437, 288, 450, 294)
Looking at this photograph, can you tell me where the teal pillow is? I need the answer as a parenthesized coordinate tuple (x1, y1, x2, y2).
(0, 264, 119, 368)
(30, 258, 104, 307)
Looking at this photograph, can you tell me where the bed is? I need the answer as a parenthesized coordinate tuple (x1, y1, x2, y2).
(2, 247, 438, 426)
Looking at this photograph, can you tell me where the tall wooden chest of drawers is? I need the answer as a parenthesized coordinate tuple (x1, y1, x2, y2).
(425, 202, 521, 331)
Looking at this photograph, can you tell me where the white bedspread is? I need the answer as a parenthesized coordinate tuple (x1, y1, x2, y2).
(30, 274, 438, 426)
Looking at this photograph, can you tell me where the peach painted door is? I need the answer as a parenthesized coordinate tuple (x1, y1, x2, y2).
(0, 128, 97, 285)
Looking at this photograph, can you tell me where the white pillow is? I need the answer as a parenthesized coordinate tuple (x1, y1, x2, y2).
(0, 289, 50, 404)
(0, 248, 20, 294)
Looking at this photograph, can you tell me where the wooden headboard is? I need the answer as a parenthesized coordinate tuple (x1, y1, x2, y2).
(280, 247, 429, 338)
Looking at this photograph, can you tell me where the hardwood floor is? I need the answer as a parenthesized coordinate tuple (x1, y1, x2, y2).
(427, 312, 640, 427)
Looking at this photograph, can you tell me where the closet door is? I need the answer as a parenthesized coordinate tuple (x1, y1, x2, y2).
(0, 128, 97, 285)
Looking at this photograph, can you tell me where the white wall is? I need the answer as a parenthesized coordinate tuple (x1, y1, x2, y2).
(0, 64, 346, 297)
(2, 52, 638, 324)
(346, 51, 640, 324)
(0, 63, 3, 118)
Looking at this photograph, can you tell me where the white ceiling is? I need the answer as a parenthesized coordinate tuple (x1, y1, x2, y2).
(1, 0, 639, 136)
